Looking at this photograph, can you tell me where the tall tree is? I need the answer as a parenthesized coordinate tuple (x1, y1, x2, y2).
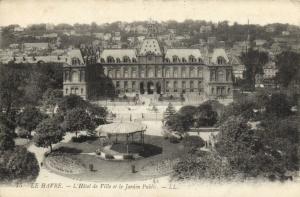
(17, 105, 45, 137)
(193, 103, 218, 127)
(240, 49, 269, 90)
(0, 64, 27, 114)
(41, 88, 63, 115)
(64, 108, 95, 137)
(57, 95, 87, 115)
(34, 118, 65, 152)
(164, 103, 176, 119)
(276, 51, 300, 87)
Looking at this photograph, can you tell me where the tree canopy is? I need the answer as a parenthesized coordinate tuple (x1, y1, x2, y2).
(17, 105, 46, 136)
(240, 49, 269, 90)
(0, 123, 15, 151)
(64, 108, 95, 137)
(34, 118, 65, 152)
(276, 51, 300, 87)
(265, 93, 292, 117)
(0, 147, 40, 183)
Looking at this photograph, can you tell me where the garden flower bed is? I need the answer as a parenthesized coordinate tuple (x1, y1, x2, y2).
(45, 154, 86, 174)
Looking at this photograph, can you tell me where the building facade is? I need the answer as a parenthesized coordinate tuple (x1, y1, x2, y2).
(63, 24, 233, 102)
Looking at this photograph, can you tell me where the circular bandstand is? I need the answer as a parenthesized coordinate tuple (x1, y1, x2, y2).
(95, 122, 147, 160)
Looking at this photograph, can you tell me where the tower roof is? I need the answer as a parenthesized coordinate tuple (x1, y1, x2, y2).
(139, 38, 162, 56)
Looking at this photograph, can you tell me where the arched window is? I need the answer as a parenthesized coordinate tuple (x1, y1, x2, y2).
(218, 70, 225, 81)
(79, 70, 85, 81)
(190, 81, 194, 92)
(148, 68, 154, 78)
(165, 58, 170, 63)
(197, 67, 202, 77)
(116, 70, 121, 78)
(157, 68, 161, 77)
(210, 70, 216, 81)
(116, 58, 121, 63)
(189, 67, 195, 77)
(100, 58, 105, 63)
(182, 58, 187, 63)
(124, 68, 129, 78)
(173, 67, 178, 77)
(64, 71, 70, 81)
(172, 55, 179, 63)
(174, 81, 178, 92)
(189, 55, 196, 63)
(132, 69, 137, 78)
(108, 70, 113, 78)
(132, 58, 137, 62)
(107, 56, 115, 63)
(227, 87, 231, 94)
(141, 69, 145, 78)
(182, 67, 186, 77)
(165, 68, 171, 77)
(123, 56, 130, 63)
(71, 71, 79, 82)
(198, 58, 203, 63)
(166, 81, 170, 92)
(217, 56, 226, 65)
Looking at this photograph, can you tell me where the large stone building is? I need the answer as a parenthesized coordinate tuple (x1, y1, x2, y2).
(63, 24, 233, 103)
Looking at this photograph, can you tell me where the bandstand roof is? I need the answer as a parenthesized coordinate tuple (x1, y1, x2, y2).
(95, 122, 147, 135)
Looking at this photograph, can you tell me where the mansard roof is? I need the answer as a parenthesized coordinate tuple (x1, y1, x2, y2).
(139, 38, 162, 56)
(100, 49, 137, 60)
(11, 55, 67, 64)
(211, 48, 229, 64)
(165, 48, 203, 60)
(66, 49, 85, 66)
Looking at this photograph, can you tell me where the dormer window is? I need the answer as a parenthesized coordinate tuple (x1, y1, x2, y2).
(182, 58, 187, 63)
(189, 55, 196, 63)
(107, 56, 115, 63)
(217, 56, 226, 65)
(71, 58, 80, 65)
(123, 56, 130, 63)
(172, 55, 179, 63)
(116, 58, 121, 63)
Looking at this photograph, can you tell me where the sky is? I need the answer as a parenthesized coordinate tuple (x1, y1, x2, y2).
(0, 0, 300, 27)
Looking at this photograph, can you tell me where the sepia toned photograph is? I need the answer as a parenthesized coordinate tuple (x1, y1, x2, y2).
(0, 0, 300, 196)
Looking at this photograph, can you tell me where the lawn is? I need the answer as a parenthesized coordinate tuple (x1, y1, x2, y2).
(46, 135, 187, 182)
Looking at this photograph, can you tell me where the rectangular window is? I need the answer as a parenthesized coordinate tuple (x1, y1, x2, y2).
(124, 81, 128, 92)
(190, 81, 194, 92)
(166, 81, 170, 92)
(132, 81, 136, 91)
(174, 81, 178, 92)
(198, 81, 202, 91)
